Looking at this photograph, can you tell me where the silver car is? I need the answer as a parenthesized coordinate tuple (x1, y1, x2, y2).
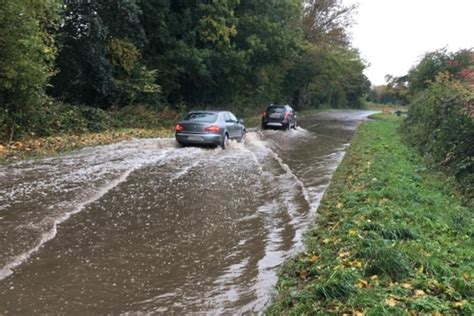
(175, 111, 246, 149)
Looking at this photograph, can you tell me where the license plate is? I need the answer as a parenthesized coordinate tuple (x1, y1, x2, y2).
(270, 113, 281, 118)
(187, 136, 202, 141)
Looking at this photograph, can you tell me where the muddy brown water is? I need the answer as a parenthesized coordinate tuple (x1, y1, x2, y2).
(0, 111, 375, 314)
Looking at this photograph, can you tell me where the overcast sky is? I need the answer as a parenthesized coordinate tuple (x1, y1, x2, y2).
(342, 0, 474, 85)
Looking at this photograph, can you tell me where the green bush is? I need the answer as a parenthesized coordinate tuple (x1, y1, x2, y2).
(110, 105, 174, 129)
(25, 100, 114, 137)
(401, 74, 474, 196)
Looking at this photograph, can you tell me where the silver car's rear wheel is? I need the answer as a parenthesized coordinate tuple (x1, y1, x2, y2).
(221, 133, 229, 149)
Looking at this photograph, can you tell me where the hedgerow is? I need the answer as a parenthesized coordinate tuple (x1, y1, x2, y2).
(401, 74, 474, 199)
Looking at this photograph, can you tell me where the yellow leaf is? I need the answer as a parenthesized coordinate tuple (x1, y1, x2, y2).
(414, 289, 426, 297)
(310, 255, 318, 263)
(356, 279, 368, 288)
(370, 275, 378, 280)
(453, 300, 467, 308)
(354, 312, 365, 316)
(348, 229, 358, 236)
(336, 202, 343, 209)
(351, 260, 363, 268)
(402, 283, 412, 289)
(338, 251, 350, 259)
(417, 265, 424, 274)
(385, 297, 398, 307)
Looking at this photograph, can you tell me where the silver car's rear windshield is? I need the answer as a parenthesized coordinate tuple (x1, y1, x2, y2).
(267, 107, 285, 113)
(184, 112, 217, 123)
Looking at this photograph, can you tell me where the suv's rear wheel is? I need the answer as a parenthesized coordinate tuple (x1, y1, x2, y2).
(237, 130, 246, 143)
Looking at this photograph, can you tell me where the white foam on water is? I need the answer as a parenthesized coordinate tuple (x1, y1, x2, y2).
(266, 148, 312, 208)
(0, 145, 193, 281)
(0, 168, 135, 281)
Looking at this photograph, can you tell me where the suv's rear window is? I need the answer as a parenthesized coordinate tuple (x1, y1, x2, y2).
(266, 107, 285, 113)
(184, 112, 217, 123)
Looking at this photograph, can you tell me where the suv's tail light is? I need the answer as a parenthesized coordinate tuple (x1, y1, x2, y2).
(284, 112, 290, 120)
(204, 125, 220, 133)
(175, 124, 184, 132)
(262, 111, 267, 117)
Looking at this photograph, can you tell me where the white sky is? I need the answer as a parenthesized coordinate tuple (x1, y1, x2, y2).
(342, 0, 474, 85)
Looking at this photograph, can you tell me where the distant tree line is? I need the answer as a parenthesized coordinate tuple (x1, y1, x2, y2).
(369, 48, 473, 106)
(1, 0, 370, 141)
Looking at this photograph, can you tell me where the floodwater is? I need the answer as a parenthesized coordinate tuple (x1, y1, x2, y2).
(0, 111, 374, 314)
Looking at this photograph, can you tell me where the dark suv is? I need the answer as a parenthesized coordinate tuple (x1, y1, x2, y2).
(261, 104, 297, 130)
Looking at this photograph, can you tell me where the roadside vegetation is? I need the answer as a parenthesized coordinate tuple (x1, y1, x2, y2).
(267, 46, 473, 315)
(369, 48, 473, 198)
(267, 114, 473, 315)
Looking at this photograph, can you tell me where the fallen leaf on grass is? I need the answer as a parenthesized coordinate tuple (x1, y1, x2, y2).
(463, 273, 471, 281)
(299, 271, 307, 280)
(356, 279, 368, 288)
(417, 265, 424, 274)
(338, 251, 350, 259)
(453, 300, 468, 308)
(402, 283, 412, 289)
(348, 229, 358, 236)
(413, 289, 426, 297)
(385, 297, 398, 307)
(351, 260, 363, 268)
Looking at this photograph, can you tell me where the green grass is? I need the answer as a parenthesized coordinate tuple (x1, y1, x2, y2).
(266, 116, 473, 315)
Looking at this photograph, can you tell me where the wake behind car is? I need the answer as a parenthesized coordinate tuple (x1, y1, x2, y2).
(175, 111, 246, 149)
(261, 104, 296, 130)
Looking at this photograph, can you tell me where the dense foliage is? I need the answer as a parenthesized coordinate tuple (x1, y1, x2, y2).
(400, 49, 474, 195)
(0, 0, 60, 141)
(1, 0, 370, 142)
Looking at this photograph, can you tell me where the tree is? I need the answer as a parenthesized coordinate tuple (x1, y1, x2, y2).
(407, 48, 473, 94)
(139, 0, 306, 108)
(302, 0, 356, 47)
(0, 0, 60, 141)
(51, 0, 159, 107)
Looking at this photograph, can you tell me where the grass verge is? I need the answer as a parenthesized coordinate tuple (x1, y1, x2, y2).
(0, 128, 174, 164)
(266, 115, 473, 315)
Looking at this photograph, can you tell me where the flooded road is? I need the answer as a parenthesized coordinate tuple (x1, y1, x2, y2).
(0, 111, 374, 314)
